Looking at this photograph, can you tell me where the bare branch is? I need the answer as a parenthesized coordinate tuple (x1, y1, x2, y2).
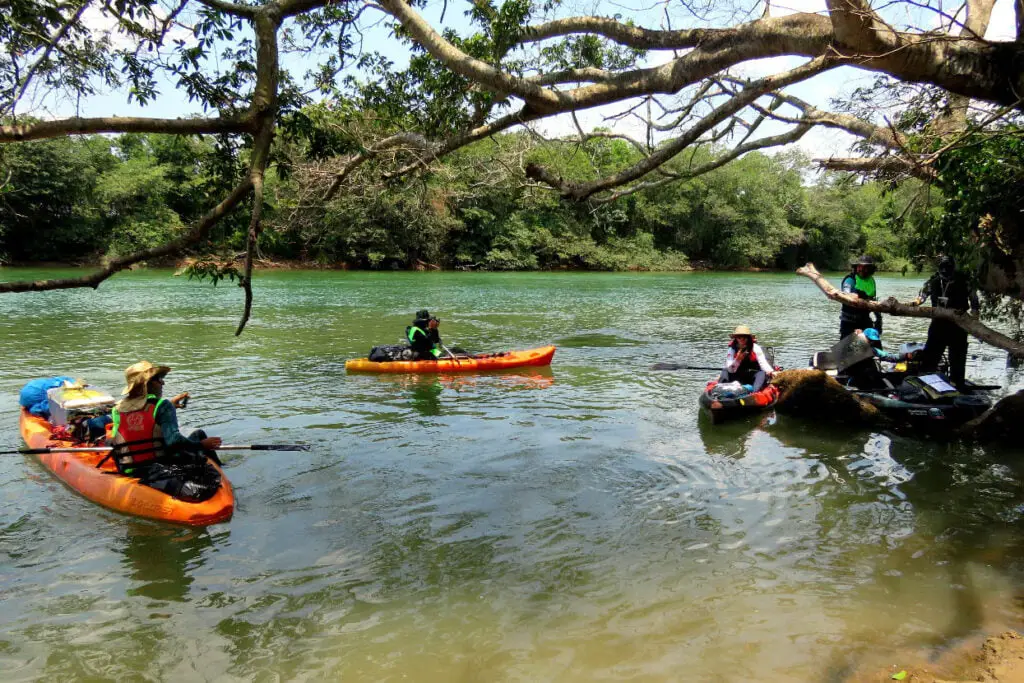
(593, 123, 813, 204)
(0, 115, 254, 143)
(817, 155, 937, 180)
(526, 57, 836, 200)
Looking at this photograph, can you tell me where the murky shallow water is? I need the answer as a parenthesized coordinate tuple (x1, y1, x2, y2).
(1, 269, 1022, 681)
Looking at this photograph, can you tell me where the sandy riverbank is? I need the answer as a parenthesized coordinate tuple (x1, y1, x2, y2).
(848, 631, 1024, 683)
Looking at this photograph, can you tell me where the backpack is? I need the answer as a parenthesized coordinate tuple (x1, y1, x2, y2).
(368, 344, 415, 362)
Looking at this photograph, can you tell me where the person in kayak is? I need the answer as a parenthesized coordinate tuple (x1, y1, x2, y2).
(909, 256, 980, 387)
(407, 310, 446, 360)
(839, 255, 883, 340)
(844, 328, 907, 390)
(720, 325, 775, 391)
(108, 361, 223, 501)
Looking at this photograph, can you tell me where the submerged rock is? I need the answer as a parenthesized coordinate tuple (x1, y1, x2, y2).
(958, 390, 1024, 443)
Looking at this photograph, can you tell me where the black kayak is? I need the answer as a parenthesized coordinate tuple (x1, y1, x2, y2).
(698, 380, 779, 425)
(856, 390, 991, 430)
(809, 344, 993, 434)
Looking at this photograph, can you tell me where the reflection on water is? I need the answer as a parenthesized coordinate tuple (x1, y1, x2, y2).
(1, 270, 1023, 681)
(122, 525, 221, 602)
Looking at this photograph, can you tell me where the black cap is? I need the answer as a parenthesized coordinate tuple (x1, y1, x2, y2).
(851, 254, 875, 267)
(415, 309, 430, 320)
(938, 256, 955, 276)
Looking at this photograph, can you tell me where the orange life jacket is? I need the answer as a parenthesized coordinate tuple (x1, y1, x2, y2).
(110, 396, 166, 472)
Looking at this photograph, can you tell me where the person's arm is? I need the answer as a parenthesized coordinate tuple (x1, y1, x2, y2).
(724, 347, 738, 372)
(753, 344, 774, 374)
(840, 275, 855, 295)
(874, 348, 901, 362)
(912, 277, 932, 306)
(968, 279, 980, 315)
(155, 400, 221, 451)
(154, 400, 201, 449)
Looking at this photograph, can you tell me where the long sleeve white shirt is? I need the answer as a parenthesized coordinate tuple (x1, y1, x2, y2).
(724, 343, 774, 375)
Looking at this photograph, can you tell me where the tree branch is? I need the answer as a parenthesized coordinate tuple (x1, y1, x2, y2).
(797, 263, 1024, 357)
(0, 115, 254, 143)
(816, 155, 937, 180)
(526, 57, 835, 200)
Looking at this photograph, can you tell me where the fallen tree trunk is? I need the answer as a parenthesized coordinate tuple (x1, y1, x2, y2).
(772, 368, 883, 425)
(796, 263, 1024, 358)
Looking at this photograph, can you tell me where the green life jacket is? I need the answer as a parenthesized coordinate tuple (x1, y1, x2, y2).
(407, 325, 441, 358)
(854, 274, 876, 299)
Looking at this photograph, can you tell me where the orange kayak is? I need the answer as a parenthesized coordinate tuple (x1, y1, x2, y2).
(20, 409, 234, 526)
(346, 345, 556, 373)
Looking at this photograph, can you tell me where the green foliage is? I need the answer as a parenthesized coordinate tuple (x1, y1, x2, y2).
(179, 257, 241, 286)
(0, 106, 934, 273)
(932, 127, 1024, 265)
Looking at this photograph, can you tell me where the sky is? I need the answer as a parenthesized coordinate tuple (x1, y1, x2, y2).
(37, 0, 1020, 165)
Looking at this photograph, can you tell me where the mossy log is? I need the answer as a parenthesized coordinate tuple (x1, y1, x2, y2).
(771, 369, 883, 426)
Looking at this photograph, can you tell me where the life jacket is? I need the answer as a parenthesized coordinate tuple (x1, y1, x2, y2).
(840, 273, 876, 322)
(109, 395, 167, 473)
(407, 324, 441, 358)
(728, 340, 761, 375)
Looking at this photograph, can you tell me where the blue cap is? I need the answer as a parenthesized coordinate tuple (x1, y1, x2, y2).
(864, 328, 881, 342)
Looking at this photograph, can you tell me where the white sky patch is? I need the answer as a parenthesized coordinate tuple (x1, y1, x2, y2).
(769, 0, 826, 17)
(987, 0, 1017, 40)
(81, 3, 192, 51)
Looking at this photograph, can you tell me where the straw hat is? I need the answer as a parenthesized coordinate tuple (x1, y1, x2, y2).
(116, 361, 170, 411)
(731, 325, 753, 337)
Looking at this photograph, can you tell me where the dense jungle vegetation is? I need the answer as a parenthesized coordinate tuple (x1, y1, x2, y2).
(0, 117, 936, 273)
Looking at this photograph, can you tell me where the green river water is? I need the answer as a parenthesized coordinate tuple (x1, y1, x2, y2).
(1, 269, 1023, 682)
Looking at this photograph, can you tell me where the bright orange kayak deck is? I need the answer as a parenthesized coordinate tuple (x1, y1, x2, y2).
(20, 409, 234, 526)
(345, 345, 556, 373)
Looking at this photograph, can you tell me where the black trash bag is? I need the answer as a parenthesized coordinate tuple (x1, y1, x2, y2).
(138, 458, 222, 502)
(369, 344, 415, 362)
(896, 379, 927, 403)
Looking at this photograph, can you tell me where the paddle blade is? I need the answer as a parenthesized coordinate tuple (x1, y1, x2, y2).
(651, 363, 722, 372)
(220, 444, 311, 451)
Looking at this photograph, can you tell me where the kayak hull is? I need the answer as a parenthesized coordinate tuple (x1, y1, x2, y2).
(345, 345, 556, 374)
(856, 391, 991, 432)
(20, 409, 234, 526)
(699, 380, 779, 424)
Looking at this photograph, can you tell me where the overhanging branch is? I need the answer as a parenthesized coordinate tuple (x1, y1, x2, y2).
(0, 115, 254, 143)
(797, 263, 1024, 357)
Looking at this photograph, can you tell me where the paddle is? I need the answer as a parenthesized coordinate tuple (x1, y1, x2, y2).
(651, 362, 723, 371)
(4, 444, 311, 455)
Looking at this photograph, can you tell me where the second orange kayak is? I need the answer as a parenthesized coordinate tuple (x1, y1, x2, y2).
(346, 345, 556, 373)
(20, 409, 234, 526)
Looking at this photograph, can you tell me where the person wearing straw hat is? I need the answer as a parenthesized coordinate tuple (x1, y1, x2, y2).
(720, 325, 774, 391)
(108, 361, 222, 500)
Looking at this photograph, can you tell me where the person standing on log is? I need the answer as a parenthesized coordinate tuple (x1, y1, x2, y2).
(910, 256, 980, 387)
(839, 255, 882, 341)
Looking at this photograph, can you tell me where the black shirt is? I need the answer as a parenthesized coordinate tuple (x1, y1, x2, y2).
(919, 272, 979, 312)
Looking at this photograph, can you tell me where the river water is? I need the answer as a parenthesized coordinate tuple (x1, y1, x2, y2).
(1, 269, 1023, 681)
